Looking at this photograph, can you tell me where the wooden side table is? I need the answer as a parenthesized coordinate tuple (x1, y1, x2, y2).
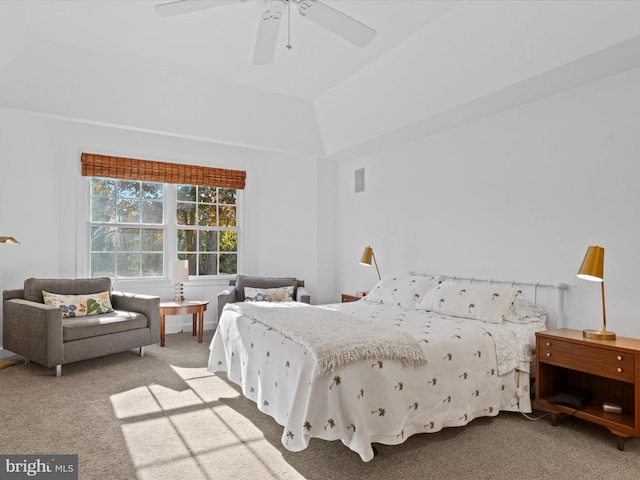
(536, 328, 640, 450)
(159, 299, 209, 347)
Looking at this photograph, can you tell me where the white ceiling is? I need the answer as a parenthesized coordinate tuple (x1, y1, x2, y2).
(2, 1, 640, 159)
(19, 0, 458, 100)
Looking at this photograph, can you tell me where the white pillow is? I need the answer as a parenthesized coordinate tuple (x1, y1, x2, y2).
(243, 286, 294, 302)
(503, 298, 547, 324)
(417, 281, 519, 324)
(363, 274, 440, 308)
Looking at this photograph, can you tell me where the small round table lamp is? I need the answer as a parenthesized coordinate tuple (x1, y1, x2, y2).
(577, 245, 615, 340)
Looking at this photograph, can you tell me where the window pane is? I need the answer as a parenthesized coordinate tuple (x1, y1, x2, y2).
(199, 186, 217, 203)
(91, 178, 115, 196)
(91, 253, 115, 277)
(117, 253, 140, 277)
(219, 206, 236, 227)
(219, 254, 237, 275)
(177, 229, 197, 252)
(91, 196, 115, 222)
(141, 199, 163, 224)
(199, 231, 218, 252)
(177, 185, 196, 202)
(219, 188, 237, 204)
(198, 204, 217, 226)
(177, 202, 196, 226)
(219, 231, 237, 252)
(199, 253, 217, 276)
(91, 226, 117, 251)
(141, 253, 163, 277)
(117, 197, 141, 223)
(142, 183, 163, 199)
(141, 229, 164, 251)
(117, 180, 140, 198)
(120, 228, 141, 251)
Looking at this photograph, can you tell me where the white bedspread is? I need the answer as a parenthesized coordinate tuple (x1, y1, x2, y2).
(208, 300, 543, 461)
(224, 301, 426, 376)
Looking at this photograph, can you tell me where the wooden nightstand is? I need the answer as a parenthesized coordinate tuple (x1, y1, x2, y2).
(341, 293, 363, 303)
(536, 329, 640, 450)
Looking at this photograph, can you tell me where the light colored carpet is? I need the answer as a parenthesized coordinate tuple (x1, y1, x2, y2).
(1, 331, 638, 480)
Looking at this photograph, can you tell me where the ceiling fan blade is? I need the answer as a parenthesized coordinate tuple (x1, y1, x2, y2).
(253, 11, 282, 66)
(297, 0, 376, 47)
(154, 0, 237, 18)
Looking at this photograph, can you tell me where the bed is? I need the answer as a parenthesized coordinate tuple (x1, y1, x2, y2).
(207, 274, 562, 461)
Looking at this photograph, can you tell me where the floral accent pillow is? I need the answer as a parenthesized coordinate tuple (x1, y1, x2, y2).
(363, 274, 440, 308)
(244, 286, 295, 302)
(417, 282, 519, 324)
(42, 290, 114, 318)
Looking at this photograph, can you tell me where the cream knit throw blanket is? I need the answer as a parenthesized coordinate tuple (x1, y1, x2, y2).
(225, 302, 426, 377)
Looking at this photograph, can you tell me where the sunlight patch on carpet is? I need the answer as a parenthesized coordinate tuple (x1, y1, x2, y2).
(118, 396, 304, 479)
(110, 366, 305, 480)
(111, 386, 163, 419)
(186, 374, 241, 403)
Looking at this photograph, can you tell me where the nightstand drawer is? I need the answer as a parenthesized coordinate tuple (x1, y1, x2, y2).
(538, 338, 635, 383)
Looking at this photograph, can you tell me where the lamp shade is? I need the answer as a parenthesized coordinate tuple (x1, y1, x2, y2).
(577, 246, 604, 282)
(0, 236, 19, 244)
(172, 259, 189, 284)
(360, 246, 373, 266)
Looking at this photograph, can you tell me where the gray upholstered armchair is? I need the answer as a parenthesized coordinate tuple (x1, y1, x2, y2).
(217, 275, 310, 319)
(3, 277, 160, 377)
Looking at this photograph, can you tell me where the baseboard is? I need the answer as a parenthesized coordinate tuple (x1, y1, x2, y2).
(0, 348, 15, 360)
(164, 319, 217, 335)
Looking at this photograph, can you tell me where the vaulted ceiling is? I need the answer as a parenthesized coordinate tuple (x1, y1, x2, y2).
(1, 0, 640, 159)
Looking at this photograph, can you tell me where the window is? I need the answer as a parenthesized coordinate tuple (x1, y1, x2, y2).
(82, 152, 246, 281)
(176, 185, 238, 276)
(89, 178, 165, 278)
(89, 180, 239, 279)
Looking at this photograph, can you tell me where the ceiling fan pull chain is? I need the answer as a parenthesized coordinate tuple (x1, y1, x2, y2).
(286, 0, 292, 50)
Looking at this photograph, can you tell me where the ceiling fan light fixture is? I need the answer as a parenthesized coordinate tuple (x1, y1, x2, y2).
(155, 0, 377, 65)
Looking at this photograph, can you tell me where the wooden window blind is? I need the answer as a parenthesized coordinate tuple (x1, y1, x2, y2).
(81, 152, 246, 189)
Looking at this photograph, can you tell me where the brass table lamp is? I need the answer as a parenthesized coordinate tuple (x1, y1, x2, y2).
(577, 245, 615, 340)
(0, 236, 19, 244)
(360, 246, 381, 280)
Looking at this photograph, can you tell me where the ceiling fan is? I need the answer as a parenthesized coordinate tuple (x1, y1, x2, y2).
(154, 0, 377, 65)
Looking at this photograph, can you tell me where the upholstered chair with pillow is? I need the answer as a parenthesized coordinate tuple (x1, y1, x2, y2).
(217, 275, 310, 319)
(3, 277, 160, 377)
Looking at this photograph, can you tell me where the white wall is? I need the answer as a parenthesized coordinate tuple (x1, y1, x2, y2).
(316, 0, 640, 158)
(3, 53, 640, 352)
(0, 108, 327, 350)
(338, 65, 640, 338)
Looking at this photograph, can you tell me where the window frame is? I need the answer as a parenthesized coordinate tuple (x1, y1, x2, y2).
(76, 175, 243, 288)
